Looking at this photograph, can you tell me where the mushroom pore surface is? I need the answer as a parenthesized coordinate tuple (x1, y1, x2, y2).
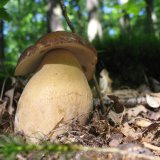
(15, 49, 93, 143)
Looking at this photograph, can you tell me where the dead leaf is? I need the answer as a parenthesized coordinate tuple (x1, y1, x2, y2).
(135, 118, 152, 128)
(109, 133, 123, 147)
(90, 111, 110, 137)
(142, 132, 154, 143)
(142, 122, 160, 144)
(108, 110, 124, 125)
(127, 105, 147, 118)
(143, 122, 160, 135)
(154, 130, 160, 140)
(146, 94, 160, 108)
(121, 123, 142, 140)
(145, 110, 160, 121)
(99, 68, 112, 95)
(108, 95, 124, 113)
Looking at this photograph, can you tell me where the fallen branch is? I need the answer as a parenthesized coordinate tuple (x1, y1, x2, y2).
(106, 93, 160, 108)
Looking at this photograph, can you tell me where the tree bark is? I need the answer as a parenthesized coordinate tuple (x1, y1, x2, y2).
(0, 21, 4, 65)
(144, 0, 154, 34)
(119, 10, 131, 35)
(87, 0, 102, 41)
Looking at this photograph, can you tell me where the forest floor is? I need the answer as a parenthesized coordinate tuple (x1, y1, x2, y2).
(0, 76, 160, 160)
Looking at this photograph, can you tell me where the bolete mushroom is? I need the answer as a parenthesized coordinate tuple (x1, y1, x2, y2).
(14, 31, 97, 143)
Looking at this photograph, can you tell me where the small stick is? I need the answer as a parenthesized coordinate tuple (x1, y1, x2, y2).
(59, 0, 75, 33)
(93, 74, 105, 114)
(0, 77, 7, 101)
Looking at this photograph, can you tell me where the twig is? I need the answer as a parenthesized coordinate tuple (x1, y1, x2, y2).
(59, 0, 75, 33)
(93, 74, 105, 114)
(0, 77, 7, 100)
(59, 0, 106, 114)
(143, 142, 160, 152)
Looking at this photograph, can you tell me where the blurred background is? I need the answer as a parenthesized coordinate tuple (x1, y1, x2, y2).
(1, 0, 160, 88)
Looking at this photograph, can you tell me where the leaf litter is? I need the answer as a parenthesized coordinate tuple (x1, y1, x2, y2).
(0, 77, 160, 159)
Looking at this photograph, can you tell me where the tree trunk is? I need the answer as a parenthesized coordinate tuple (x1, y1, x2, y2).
(87, 0, 102, 41)
(47, 0, 63, 32)
(0, 21, 4, 66)
(144, 0, 154, 34)
(119, 10, 131, 36)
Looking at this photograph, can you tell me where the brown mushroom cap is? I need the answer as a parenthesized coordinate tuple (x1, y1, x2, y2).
(15, 31, 97, 80)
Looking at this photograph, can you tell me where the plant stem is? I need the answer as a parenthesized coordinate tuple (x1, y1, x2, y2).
(59, 0, 75, 33)
(93, 74, 105, 114)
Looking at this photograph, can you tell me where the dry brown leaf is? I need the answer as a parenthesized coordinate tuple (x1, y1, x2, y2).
(151, 93, 160, 97)
(121, 123, 142, 140)
(145, 110, 160, 121)
(108, 110, 123, 125)
(142, 132, 154, 143)
(107, 95, 124, 113)
(90, 111, 110, 137)
(135, 118, 152, 128)
(109, 133, 123, 147)
(143, 122, 160, 135)
(142, 122, 160, 144)
(127, 105, 147, 118)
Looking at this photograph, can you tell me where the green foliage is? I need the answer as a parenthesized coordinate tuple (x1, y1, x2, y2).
(0, 0, 10, 7)
(0, 135, 79, 160)
(4, 0, 47, 71)
(0, 0, 11, 21)
(0, 8, 10, 21)
(64, 0, 88, 38)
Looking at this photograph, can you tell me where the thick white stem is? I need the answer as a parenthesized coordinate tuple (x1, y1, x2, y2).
(15, 49, 93, 143)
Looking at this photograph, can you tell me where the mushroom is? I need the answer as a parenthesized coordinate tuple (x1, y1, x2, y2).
(14, 31, 97, 143)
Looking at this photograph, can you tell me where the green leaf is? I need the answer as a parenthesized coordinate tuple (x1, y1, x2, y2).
(0, 8, 11, 21)
(0, 0, 9, 8)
